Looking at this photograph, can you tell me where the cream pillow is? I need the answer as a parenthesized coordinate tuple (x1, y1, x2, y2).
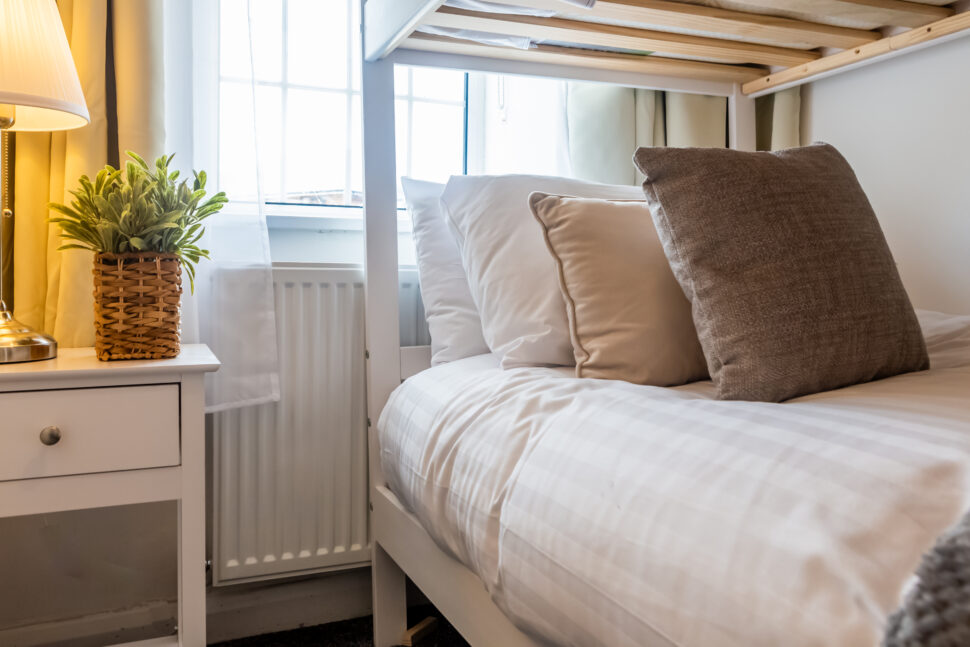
(441, 175, 642, 368)
(529, 193, 707, 386)
(402, 178, 488, 364)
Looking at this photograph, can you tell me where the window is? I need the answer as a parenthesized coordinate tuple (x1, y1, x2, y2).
(216, 0, 467, 211)
(212, 0, 572, 264)
(394, 66, 468, 196)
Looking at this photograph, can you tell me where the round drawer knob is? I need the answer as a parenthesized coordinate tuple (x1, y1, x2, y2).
(39, 426, 61, 446)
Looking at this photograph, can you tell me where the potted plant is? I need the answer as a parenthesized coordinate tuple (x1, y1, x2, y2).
(50, 152, 227, 360)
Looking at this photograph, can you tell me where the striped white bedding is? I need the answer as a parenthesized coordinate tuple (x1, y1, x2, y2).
(378, 310, 970, 647)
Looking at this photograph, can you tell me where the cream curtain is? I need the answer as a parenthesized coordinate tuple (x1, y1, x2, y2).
(13, 0, 279, 412)
(565, 82, 800, 185)
(566, 84, 728, 185)
(13, 0, 164, 346)
(756, 87, 801, 151)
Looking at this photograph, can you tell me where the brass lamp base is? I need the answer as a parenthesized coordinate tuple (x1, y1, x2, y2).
(0, 308, 56, 363)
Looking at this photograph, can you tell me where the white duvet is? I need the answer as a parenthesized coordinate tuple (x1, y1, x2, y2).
(379, 310, 970, 647)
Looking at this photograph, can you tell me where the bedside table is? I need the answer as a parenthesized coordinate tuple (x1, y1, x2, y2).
(0, 345, 219, 647)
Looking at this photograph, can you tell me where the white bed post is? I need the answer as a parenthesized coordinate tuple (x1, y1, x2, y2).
(728, 83, 757, 151)
(361, 4, 409, 645)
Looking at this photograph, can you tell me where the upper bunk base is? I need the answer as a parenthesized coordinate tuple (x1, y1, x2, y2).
(365, 0, 970, 96)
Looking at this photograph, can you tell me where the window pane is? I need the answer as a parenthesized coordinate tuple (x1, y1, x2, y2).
(284, 89, 347, 204)
(221, 0, 282, 82)
(218, 81, 254, 198)
(288, 0, 347, 88)
(219, 0, 250, 79)
(219, 82, 282, 200)
(395, 98, 410, 198)
(349, 95, 362, 203)
(394, 66, 410, 97)
(411, 67, 465, 102)
(251, 0, 283, 82)
(410, 101, 464, 184)
(350, 0, 362, 91)
(255, 86, 284, 198)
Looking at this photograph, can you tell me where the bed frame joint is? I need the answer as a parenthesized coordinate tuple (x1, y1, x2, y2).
(402, 616, 439, 646)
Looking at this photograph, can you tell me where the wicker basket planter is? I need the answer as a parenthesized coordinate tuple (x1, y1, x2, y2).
(93, 252, 183, 360)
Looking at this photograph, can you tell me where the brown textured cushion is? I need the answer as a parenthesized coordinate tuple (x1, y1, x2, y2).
(633, 143, 928, 402)
(530, 193, 708, 386)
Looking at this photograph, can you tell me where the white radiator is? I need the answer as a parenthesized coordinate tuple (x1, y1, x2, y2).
(212, 265, 428, 585)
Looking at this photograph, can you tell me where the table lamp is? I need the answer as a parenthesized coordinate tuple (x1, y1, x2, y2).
(0, 0, 90, 363)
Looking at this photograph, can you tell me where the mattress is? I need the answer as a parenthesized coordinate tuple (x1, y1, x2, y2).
(378, 310, 970, 647)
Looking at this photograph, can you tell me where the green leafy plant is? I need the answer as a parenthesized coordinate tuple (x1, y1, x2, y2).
(49, 151, 227, 290)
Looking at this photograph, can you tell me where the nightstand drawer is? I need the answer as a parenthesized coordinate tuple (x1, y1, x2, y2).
(0, 384, 180, 481)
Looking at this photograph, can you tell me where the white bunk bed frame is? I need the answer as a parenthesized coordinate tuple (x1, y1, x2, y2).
(359, 2, 970, 645)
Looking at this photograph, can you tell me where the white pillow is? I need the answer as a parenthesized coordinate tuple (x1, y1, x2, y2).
(402, 178, 489, 365)
(441, 175, 642, 368)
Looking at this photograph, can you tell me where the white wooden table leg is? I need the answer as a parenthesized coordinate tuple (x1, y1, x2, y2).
(178, 374, 207, 646)
(373, 542, 407, 647)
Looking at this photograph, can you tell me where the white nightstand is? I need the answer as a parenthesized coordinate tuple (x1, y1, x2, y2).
(0, 345, 219, 647)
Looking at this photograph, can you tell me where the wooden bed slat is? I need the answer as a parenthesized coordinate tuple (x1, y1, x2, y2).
(811, 0, 953, 28)
(480, 0, 882, 50)
(423, 6, 821, 67)
(743, 10, 970, 95)
(704, 0, 952, 30)
(402, 32, 766, 83)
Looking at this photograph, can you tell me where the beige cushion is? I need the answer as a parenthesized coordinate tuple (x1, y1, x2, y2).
(441, 175, 642, 369)
(634, 143, 928, 402)
(529, 193, 708, 386)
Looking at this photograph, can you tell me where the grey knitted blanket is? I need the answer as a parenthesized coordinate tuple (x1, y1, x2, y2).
(883, 511, 970, 647)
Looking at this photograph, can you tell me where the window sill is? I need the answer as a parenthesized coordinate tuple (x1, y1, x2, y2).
(224, 201, 416, 265)
(268, 225, 417, 266)
(264, 204, 412, 233)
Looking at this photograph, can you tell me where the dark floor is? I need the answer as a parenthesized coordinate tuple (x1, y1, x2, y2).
(212, 606, 470, 647)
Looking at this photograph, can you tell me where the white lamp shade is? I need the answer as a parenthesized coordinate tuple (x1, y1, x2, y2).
(0, 0, 89, 131)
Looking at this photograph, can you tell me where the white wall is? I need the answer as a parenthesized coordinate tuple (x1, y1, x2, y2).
(801, 36, 970, 315)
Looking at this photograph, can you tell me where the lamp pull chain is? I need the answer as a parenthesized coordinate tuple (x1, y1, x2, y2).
(0, 128, 10, 311)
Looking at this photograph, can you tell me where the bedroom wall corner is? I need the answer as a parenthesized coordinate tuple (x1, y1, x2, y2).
(800, 36, 970, 316)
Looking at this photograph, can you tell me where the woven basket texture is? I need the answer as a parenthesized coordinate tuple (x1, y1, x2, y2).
(93, 252, 182, 360)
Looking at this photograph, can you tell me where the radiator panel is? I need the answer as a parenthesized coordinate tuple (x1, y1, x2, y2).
(213, 266, 425, 584)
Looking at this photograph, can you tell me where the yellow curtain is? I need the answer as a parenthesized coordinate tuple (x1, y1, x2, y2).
(13, 0, 164, 346)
